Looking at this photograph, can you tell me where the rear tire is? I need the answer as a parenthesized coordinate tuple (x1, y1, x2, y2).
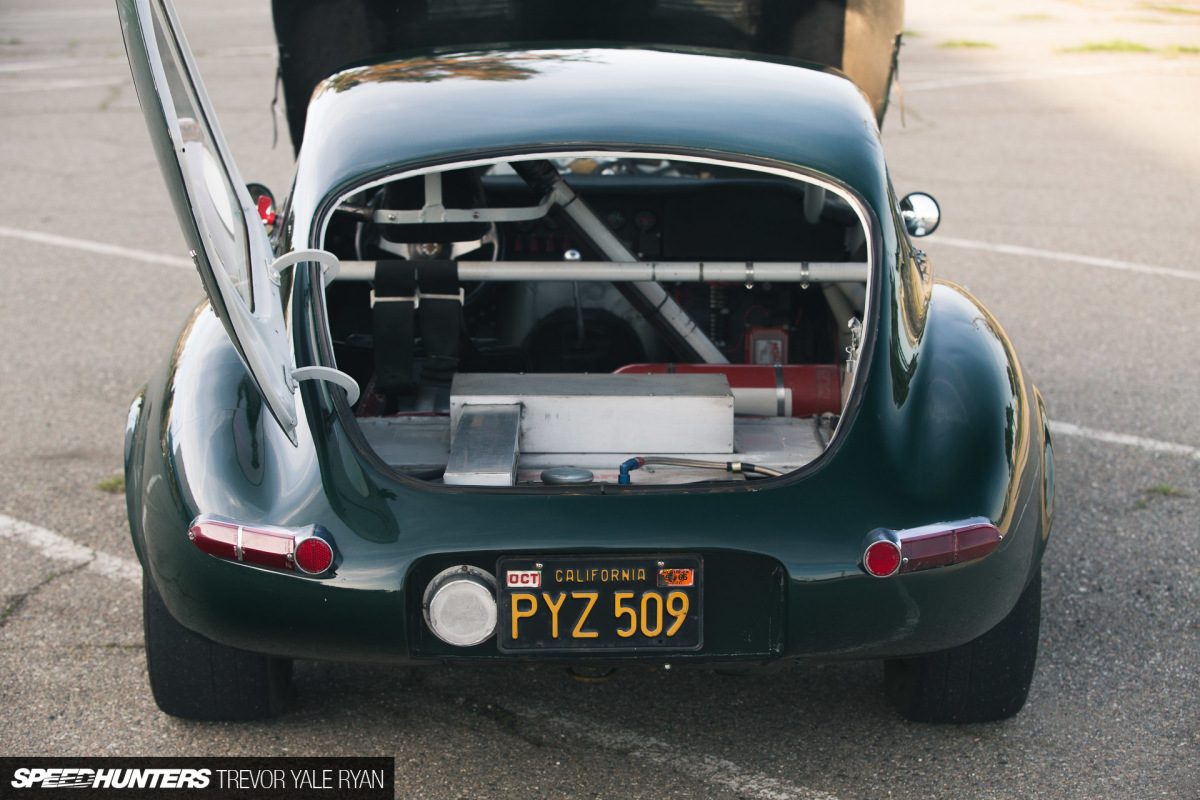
(143, 575, 292, 720)
(884, 570, 1040, 723)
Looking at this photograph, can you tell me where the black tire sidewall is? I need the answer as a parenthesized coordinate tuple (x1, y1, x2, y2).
(143, 574, 292, 721)
(885, 569, 1041, 724)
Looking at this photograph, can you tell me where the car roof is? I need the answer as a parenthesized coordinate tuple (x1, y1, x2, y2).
(292, 47, 889, 225)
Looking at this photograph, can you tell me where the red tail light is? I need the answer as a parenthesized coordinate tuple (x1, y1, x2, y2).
(296, 537, 333, 574)
(188, 516, 337, 577)
(863, 539, 902, 577)
(861, 519, 1001, 578)
(899, 521, 999, 573)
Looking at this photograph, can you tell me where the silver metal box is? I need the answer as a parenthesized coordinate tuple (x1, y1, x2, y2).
(450, 373, 734, 454)
(443, 404, 521, 486)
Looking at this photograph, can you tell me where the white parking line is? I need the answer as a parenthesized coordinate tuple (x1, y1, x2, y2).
(928, 236, 1200, 282)
(0, 514, 140, 584)
(0, 58, 119, 74)
(520, 707, 840, 800)
(1049, 421, 1200, 459)
(902, 60, 1197, 93)
(1, 9, 267, 22)
(0, 50, 269, 75)
(0, 226, 192, 269)
(0, 78, 126, 95)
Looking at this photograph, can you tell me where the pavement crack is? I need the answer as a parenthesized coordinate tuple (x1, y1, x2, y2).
(76, 642, 145, 650)
(0, 560, 90, 629)
(0, 593, 30, 627)
(463, 696, 547, 747)
(423, 685, 546, 748)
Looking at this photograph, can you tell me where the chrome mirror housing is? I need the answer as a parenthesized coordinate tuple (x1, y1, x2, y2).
(900, 192, 941, 237)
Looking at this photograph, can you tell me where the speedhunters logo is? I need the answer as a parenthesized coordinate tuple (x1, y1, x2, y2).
(11, 768, 210, 789)
(0, 758, 391, 799)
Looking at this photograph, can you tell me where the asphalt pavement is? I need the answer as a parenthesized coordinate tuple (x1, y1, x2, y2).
(0, 1, 1197, 797)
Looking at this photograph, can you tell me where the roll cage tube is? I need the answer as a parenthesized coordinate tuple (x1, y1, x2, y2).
(510, 159, 728, 364)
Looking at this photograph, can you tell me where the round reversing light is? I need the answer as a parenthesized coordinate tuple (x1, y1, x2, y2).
(423, 566, 498, 647)
(296, 537, 334, 574)
(863, 539, 902, 578)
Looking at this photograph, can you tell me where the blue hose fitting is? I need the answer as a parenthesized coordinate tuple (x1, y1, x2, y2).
(618, 457, 645, 485)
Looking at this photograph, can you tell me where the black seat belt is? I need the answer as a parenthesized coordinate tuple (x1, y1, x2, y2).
(415, 260, 463, 388)
(372, 260, 417, 413)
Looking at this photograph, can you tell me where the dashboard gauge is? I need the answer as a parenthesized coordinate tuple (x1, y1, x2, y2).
(633, 210, 656, 231)
(604, 209, 628, 230)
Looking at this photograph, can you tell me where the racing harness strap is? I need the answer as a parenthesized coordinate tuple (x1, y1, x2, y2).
(372, 261, 417, 412)
(415, 260, 464, 388)
(371, 260, 463, 412)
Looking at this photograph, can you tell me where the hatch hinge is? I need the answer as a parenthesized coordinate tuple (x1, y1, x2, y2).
(292, 366, 360, 405)
(268, 248, 340, 287)
(845, 317, 863, 376)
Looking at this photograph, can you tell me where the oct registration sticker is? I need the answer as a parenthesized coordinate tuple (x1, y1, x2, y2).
(496, 555, 702, 653)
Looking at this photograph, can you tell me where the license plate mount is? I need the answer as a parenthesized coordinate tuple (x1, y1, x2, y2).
(496, 555, 703, 653)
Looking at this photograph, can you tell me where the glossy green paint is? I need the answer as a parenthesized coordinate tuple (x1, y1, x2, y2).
(123, 44, 1051, 667)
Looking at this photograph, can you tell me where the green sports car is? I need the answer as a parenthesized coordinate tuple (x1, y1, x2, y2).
(118, 0, 1053, 723)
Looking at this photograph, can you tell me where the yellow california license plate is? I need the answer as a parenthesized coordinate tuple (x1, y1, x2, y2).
(496, 555, 703, 652)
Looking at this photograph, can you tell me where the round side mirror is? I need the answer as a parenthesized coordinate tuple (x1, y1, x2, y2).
(900, 192, 941, 237)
